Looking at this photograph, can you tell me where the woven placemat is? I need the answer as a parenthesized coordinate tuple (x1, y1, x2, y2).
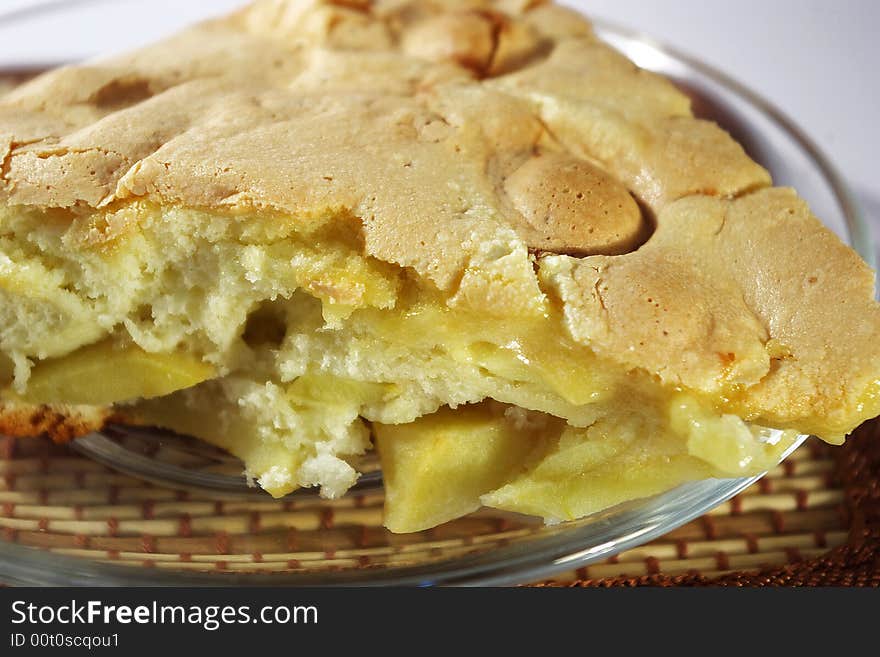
(0, 419, 877, 586)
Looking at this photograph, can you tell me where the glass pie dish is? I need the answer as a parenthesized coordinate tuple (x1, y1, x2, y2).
(0, 5, 872, 586)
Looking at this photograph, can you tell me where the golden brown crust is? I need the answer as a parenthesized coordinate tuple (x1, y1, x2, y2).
(0, 0, 764, 288)
(0, 400, 111, 442)
(540, 188, 880, 437)
(503, 151, 646, 256)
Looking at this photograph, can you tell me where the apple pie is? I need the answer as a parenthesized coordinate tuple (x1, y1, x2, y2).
(1, 0, 878, 532)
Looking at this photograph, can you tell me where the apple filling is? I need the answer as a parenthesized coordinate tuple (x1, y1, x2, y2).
(0, 201, 802, 531)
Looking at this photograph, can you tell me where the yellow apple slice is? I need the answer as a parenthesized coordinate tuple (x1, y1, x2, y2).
(481, 416, 716, 523)
(482, 400, 799, 523)
(670, 395, 800, 475)
(286, 373, 393, 408)
(23, 340, 215, 405)
(131, 386, 304, 498)
(374, 403, 555, 533)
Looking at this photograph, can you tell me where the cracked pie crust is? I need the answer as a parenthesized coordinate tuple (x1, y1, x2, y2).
(1, 0, 878, 532)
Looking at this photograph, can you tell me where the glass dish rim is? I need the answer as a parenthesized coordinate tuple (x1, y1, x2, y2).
(0, 15, 871, 586)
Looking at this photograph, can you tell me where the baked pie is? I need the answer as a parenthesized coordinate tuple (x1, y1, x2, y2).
(1, 0, 878, 532)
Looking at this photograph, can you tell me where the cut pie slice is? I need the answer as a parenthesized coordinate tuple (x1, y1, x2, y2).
(1, 0, 878, 532)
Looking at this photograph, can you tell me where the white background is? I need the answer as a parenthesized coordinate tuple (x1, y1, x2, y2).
(0, 0, 877, 259)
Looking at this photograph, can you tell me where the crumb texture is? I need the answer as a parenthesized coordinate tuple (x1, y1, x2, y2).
(0, 0, 769, 287)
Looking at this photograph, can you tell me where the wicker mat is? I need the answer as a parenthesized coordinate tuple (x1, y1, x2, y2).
(0, 419, 877, 587)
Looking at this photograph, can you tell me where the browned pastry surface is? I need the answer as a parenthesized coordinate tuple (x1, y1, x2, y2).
(0, 1, 878, 456)
(0, 401, 110, 442)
